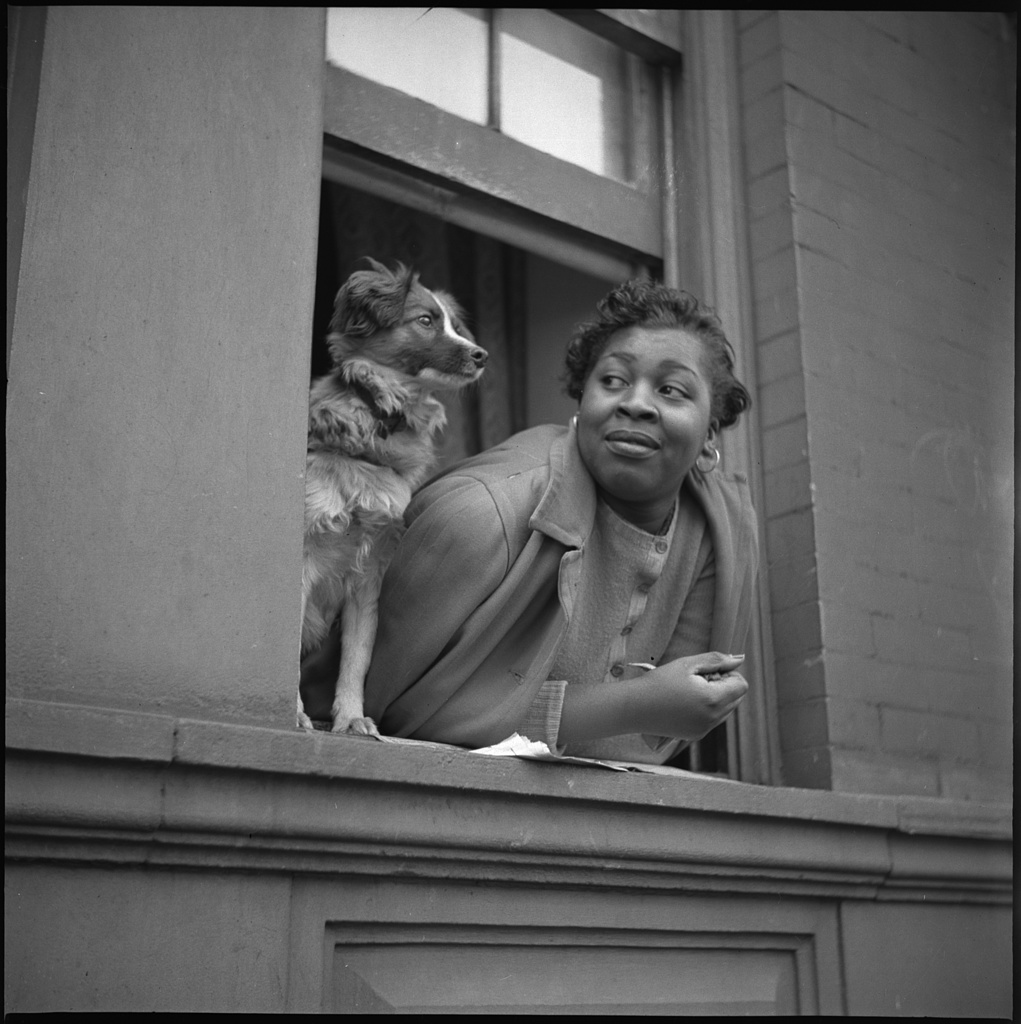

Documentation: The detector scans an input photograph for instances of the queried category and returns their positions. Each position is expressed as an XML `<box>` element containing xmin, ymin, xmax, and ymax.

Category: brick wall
<box><xmin>738</xmin><ymin>11</ymin><xmax>1014</xmax><ymax>799</ymax></box>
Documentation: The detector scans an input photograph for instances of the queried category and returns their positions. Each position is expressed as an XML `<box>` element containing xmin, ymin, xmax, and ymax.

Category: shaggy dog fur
<box><xmin>298</xmin><ymin>259</ymin><xmax>487</xmax><ymax>734</ymax></box>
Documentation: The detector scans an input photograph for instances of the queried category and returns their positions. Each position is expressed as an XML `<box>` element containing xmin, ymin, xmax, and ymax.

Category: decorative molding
<box><xmin>319</xmin><ymin>920</ymin><xmax>831</xmax><ymax>1013</ymax></box>
<box><xmin>5</xmin><ymin>700</ymin><xmax>1011</xmax><ymax>908</ymax></box>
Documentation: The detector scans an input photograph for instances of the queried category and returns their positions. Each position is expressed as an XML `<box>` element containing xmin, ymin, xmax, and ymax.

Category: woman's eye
<box><xmin>601</xmin><ymin>374</ymin><xmax>628</xmax><ymax>389</ymax></box>
<box><xmin>417</xmin><ymin>315</ymin><xmax>433</xmax><ymax>327</ymax></box>
<box><xmin>660</xmin><ymin>383</ymin><xmax>687</xmax><ymax>399</ymax></box>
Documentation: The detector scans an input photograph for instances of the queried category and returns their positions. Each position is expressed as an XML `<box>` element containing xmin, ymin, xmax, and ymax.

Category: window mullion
<box><xmin>488</xmin><ymin>8</ymin><xmax>502</xmax><ymax>131</ymax></box>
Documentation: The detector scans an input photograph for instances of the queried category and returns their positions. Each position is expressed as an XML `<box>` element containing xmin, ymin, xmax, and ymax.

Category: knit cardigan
<box><xmin>364</xmin><ymin>423</ymin><xmax>760</xmax><ymax>748</ymax></box>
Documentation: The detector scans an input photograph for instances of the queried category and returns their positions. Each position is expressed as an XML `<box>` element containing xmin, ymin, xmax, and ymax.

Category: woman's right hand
<box><xmin>630</xmin><ymin>652</ymin><xmax>748</xmax><ymax>740</ymax></box>
<box><xmin>557</xmin><ymin>651</ymin><xmax>749</xmax><ymax>747</ymax></box>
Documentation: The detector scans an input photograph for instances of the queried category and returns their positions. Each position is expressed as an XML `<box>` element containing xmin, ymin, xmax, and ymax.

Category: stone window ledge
<box><xmin>5</xmin><ymin>697</ymin><xmax>1012</xmax><ymax>904</ymax></box>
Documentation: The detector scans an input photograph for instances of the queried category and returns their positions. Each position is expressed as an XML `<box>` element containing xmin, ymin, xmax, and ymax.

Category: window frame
<box><xmin>322</xmin><ymin>64</ymin><xmax>662</xmax><ymax>264</ymax></box>
<box><xmin>319</xmin><ymin>8</ymin><xmax>781</xmax><ymax>785</ymax></box>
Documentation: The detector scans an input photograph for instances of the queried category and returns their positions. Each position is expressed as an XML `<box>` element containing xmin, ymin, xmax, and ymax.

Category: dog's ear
<box><xmin>359</xmin><ymin>256</ymin><xmax>390</xmax><ymax>276</ymax></box>
<box><xmin>328</xmin><ymin>260</ymin><xmax>418</xmax><ymax>352</ymax></box>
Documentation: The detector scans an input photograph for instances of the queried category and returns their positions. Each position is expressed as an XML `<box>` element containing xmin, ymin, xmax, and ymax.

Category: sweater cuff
<box><xmin>522</xmin><ymin>679</ymin><xmax>568</xmax><ymax>755</ymax></box>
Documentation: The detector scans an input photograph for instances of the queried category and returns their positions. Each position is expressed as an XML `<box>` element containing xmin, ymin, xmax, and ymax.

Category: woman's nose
<box><xmin>618</xmin><ymin>384</ymin><xmax>658</xmax><ymax>419</ymax></box>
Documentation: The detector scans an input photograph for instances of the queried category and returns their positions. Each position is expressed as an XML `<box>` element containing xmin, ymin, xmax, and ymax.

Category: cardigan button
<box><xmin>610</xmin><ymin>664</ymin><xmax>624</xmax><ymax>677</ymax></box>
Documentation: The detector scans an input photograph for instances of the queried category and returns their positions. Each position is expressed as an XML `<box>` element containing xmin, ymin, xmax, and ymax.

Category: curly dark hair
<box><xmin>563</xmin><ymin>279</ymin><xmax>751</xmax><ymax>429</ymax></box>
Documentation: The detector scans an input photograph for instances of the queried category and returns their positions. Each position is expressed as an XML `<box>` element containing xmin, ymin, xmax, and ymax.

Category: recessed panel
<box><xmin>329</xmin><ymin>928</ymin><xmax>799</xmax><ymax>1014</ymax></box>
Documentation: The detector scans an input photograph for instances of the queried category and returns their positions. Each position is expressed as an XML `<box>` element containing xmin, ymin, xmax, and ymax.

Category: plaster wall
<box><xmin>5</xmin><ymin>863</ymin><xmax>292</xmax><ymax>1012</ymax></box>
<box><xmin>840</xmin><ymin>900</ymin><xmax>1013</xmax><ymax>1017</ymax></box>
<box><xmin>5</xmin><ymin>7</ymin><xmax>323</xmax><ymax>725</ymax></box>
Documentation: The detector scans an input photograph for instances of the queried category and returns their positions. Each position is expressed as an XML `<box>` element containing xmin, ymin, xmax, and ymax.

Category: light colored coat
<box><xmin>365</xmin><ymin>423</ymin><xmax>759</xmax><ymax>747</ymax></box>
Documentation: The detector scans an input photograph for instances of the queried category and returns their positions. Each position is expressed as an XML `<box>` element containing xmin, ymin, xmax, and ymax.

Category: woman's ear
<box><xmin>705</xmin><ymin>422</ymin><xmax>719</xmax><ymax>447</ymax></box>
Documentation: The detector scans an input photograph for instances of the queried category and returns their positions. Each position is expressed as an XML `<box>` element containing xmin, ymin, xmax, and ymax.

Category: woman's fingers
<box><xmin>631</xmin><ymin>659</ymin><xmax>749</xmax><ymax>740</ymax></box>
<box><xmin>696</xmin><ymin>671</ymin><xmax>748</xmax><ymax>718</ymax></box>
<box><xmin>691</xmin><ymin>651</ymin><xmax>745</xmax><ymax>676</ymax></box>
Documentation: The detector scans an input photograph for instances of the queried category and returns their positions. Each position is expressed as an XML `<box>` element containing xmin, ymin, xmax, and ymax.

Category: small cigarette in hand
<box><xmin>627</xmin><ymin>662</ymin><xmax>657</xmax><ymax>672</ymax></box>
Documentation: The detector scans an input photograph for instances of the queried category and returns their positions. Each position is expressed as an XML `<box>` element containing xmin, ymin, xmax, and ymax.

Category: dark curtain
<box><xmin>313</xmin><ymin>181</ymin><xmax>525</xmax><ymax>472</ymax></box>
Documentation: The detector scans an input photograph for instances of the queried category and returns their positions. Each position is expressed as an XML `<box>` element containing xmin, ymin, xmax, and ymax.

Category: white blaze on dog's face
<box><xmin>328</xmin><ymin>262</ymin><xmax>488</xmax><ymax>388</ymax></box>
<box><xmin>364</xmin><ymin>280</ymin><xmax>487</xmax><ymax>388</ymax></box>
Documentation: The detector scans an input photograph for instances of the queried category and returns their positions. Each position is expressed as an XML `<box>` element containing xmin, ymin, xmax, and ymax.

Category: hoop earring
<box><xmin>696</xmin><ymin>446</ymin><xmax>720</xmax><ymax>474</ymax></box>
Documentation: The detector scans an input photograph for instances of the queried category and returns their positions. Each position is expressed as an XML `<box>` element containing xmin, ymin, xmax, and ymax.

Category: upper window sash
<box><xmin>323</xmin><ymin>8</ymin><xmax>678</xmax><ymax>260</ymax></box>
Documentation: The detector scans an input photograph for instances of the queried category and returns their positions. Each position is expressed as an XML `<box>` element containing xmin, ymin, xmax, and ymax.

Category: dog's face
<box><xmin>328</xmin><ymin>260</ymin><xmax>487</xmax><ymax>388</ymax></box>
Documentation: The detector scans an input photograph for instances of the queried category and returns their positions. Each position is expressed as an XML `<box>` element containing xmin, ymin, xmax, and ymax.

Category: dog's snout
<box><xmin>470</xmin><ymin>347</ymin><xmax>488</xmax><ymax>367</ymax></box>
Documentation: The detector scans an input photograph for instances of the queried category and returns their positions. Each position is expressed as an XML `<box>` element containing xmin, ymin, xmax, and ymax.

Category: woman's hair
<box><xmin>563</xmin><ymin>278</ymin><xmax>751</xmax><ymax>429</ymax></box>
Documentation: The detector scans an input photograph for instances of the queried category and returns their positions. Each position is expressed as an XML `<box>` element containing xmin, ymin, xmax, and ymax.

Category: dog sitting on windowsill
<box><xmin>297</xmin><ymin>258</ymin><xmax>487</xmax><ymax>736</ymax></box>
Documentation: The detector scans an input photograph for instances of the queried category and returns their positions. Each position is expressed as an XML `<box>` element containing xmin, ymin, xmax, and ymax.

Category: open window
<box><xmin>316</xmin><ymin>8</ymin><xmax>768</xmax><ymax>779</ymax></box>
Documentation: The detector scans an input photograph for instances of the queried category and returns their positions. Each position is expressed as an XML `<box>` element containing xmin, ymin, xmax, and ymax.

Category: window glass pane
<box><xmin>326</xmin><ymin>8</ymin><xmax>488</xmax><ymax>126</ymax></box>
<box><xmin>499</xmin><ymin>9</ymin><xmax>654</xmax><ymax>184</ymax></box>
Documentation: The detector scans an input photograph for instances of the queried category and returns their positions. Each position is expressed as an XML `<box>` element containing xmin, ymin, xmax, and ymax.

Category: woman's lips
<box><xmin>604</xmin><ymin>430</ymin><xmax>660</xmax><ymax>457</ymax></box>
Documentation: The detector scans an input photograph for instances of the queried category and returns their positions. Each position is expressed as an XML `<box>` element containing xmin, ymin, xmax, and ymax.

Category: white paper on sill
<box><xmin>470</xmin><ymin>733</ymin><xmax>634</xmax><ymax>772</ymax></box>
<box><xmin>470</xmin><ymin>737</ymin><xmax>744</xmax><ymax>778</ymax></box>
<box><xmin>380</xmin><ymin>731</ymin><xmax>739</xmax><ymax>778</ymax></box>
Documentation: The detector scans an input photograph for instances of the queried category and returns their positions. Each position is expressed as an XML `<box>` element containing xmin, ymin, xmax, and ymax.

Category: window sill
<box><xmin>5</xmin><ymin>697</ymin><xmax>1011</xmax><ymax>904</ymax></box>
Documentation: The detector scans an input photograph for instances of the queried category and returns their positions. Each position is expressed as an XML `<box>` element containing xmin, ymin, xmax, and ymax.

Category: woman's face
<box><xmin>576</xmin><ymin>325</ymin><xmax>715</xmax><ymax>528</ymax></box>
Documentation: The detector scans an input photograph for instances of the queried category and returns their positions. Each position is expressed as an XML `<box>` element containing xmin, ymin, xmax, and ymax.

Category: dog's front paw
<box><xmin>373</xmin><ymin>381</ymin><xmax>410</xmax><ymax>418</ymax></box>
<box><xmin>346</xmin><ymin>362</ymin><xmax>410</xmax><ymax>417</ymax></box>
<box><xmin>332</xmin><ymin>715</ymin><xmax>381</xmax><ymax>739</ymax></box>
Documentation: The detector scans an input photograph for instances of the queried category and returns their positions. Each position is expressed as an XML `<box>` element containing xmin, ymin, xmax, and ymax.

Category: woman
<box><xmin>304</xmin><ymin>278</ymin><xmax>758</xmax><ymax>764</ymax></box>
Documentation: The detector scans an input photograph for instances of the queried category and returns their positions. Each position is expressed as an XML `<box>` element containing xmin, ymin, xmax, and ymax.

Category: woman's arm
<box><xmin>556</xmin><ymin>652</ymin><xmax>747</xmax><ymax>747</ymax></box>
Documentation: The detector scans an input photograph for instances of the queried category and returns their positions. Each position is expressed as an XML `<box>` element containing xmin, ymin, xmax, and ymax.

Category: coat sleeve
<box><xmin>363</xmin><ymin>473</ymin><xmax>511</xmax><ymax>726</ymax></box>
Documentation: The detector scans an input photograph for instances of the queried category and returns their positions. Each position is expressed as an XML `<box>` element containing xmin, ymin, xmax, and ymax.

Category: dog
<box><xmin>298</xmin><ymin>258</ymin><xmax>487</xmax><ymax>735</ymax></box>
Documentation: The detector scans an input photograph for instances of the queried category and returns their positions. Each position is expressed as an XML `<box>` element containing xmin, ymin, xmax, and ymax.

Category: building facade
<box><xmin>6</xmin><ymin>8</ymin><xmax>1013</xmax><ymax>1014</ymax></box>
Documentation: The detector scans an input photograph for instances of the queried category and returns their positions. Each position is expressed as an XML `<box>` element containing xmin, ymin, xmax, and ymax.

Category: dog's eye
<box><xmin>417</xmin><ymin>314</ymin><xmax>433</xmax><ymax>328</ymax></box>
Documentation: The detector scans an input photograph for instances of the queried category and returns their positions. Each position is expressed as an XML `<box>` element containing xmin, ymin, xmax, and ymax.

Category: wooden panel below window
<box><xmin>328</xmin><ymin>924</ymin><xmax>803</xmax><ymax>1014</ymax></box>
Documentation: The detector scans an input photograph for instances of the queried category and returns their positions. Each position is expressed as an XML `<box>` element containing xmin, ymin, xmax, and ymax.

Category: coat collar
<box><xmin>528</xmin><ymin>421</ymin><xmax>598</xmax><ymax>549</ymax></box>
<box><xmin>527</xmin><ymin>421</ymin><xmax>752</xmax><ymax>558</ymax></box>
